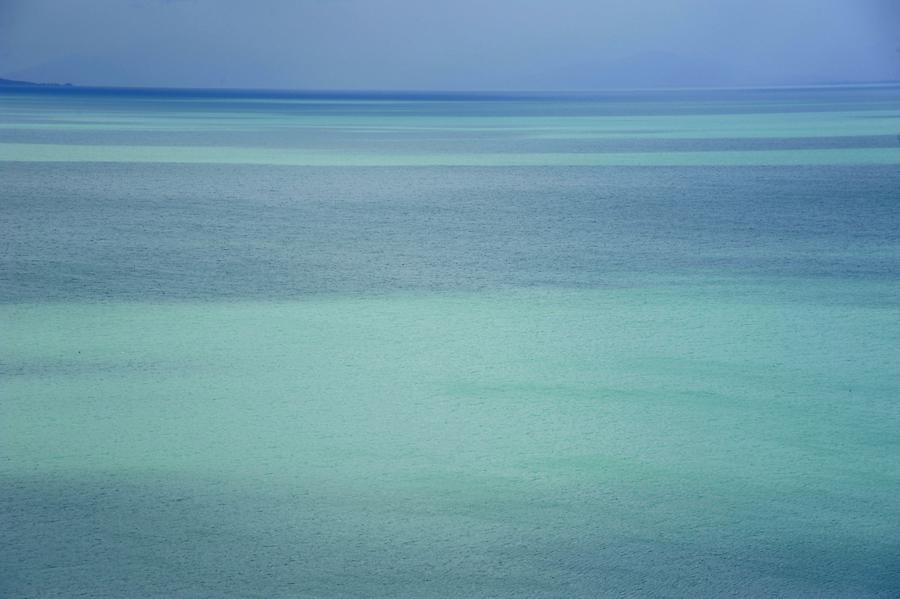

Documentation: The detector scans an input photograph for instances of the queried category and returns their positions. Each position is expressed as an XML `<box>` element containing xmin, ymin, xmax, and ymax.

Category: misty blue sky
<box><xmin>1</xmin><ymin>0</ymin><xmax>898</xmax><ymax>90</ymax></box>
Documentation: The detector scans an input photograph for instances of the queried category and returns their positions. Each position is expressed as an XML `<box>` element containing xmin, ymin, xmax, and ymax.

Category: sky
<box><xmin>0</xmin><ymin>0</ymin><xmax>898</xmax><ymax>90</ymax></box>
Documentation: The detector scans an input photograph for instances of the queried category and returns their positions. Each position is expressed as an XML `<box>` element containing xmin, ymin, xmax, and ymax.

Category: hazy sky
<box><xmin>1</xmin><ymin>0</ymin><xmax>898</xmax><ymax>90</ymax></box>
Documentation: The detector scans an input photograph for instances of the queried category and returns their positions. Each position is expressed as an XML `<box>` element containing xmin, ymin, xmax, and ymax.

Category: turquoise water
<box><xmin>2</xmin><ymin>86</ymin><xmax>899</xmax><ymax>597</ymax></box>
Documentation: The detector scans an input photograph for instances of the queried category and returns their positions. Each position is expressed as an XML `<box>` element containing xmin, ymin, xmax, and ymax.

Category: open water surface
<box><xmin>2</xmin><ymin>85</ymin><xmax>899</xmax><ymax>597</ymax></box>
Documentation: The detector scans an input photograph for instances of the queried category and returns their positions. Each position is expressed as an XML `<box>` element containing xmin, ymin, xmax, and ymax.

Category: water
<box><xmin>2</xmin><ymin>85</ymin><xmax>899</xmax><ymax>597</ymax></box>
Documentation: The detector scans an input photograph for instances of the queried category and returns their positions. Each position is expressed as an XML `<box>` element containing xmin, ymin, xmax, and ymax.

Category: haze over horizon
<box><xmin>1</xmin><ymin>0</ymin><xmax>899</xmax><ymax>91</ymax></box>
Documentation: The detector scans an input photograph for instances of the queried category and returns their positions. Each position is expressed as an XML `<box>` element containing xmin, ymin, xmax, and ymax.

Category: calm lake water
<box><xmin>2</xmin><ymin>85</ymin><xmax>899</xmax><ymax>597</ymax></box>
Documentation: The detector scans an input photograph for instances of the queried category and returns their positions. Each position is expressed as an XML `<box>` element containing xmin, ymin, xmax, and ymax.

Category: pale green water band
<box><xmin>3</xmin><ymin>143</ymin><xmax>900</xmax><ymax>166</ymax></box>
<box><xmin>2</xmin><ymin>110</ymin><xmax>898</xmax><ymax>139</ymax></box>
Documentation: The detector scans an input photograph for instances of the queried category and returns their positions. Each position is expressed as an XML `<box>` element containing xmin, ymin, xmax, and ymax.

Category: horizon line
<box><xmin>3</xmin><ymin>76</ymin><xmax>900</xmax><ymax>96</ymax></box>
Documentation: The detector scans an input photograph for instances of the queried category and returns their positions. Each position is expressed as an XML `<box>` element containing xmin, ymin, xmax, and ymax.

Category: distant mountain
<box><xmin>0</xmin><ymin>77</ymin><xmax>72</xmax><ymax>87</ymax></box>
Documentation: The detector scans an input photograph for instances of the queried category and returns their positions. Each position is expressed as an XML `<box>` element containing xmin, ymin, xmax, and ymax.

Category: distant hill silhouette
<box><xmin>0</xmin><ymin>77</ymin><xmax>72</xmax><ymax>87</ymax></box>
